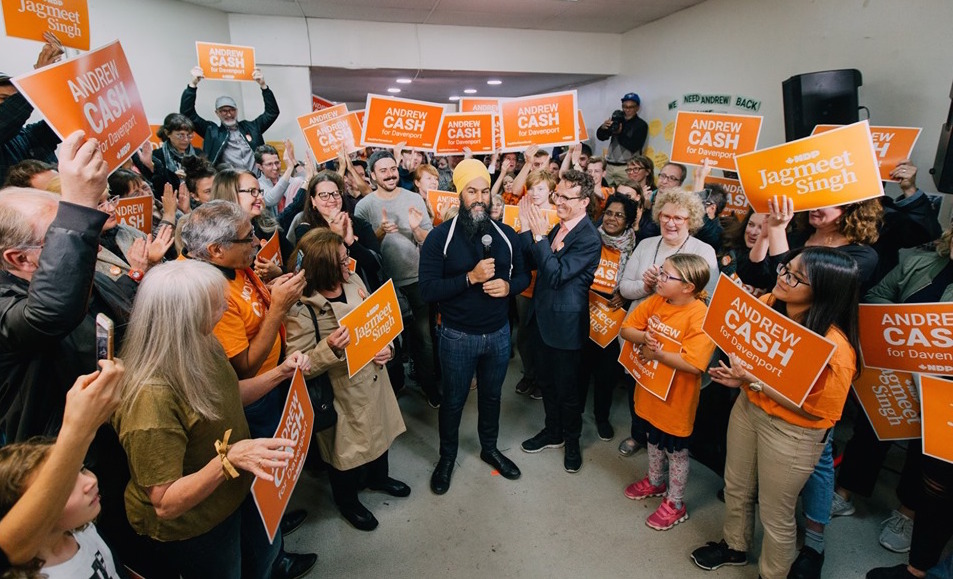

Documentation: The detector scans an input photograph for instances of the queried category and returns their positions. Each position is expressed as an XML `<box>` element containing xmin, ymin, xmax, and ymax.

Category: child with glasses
<box><xmin>619</xmin><ymin>253</ymin><xmax>715</xmax><ymax>530</ymax></box>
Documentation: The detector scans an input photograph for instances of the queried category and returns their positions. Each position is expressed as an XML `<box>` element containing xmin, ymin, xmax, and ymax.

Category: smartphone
<box><xmin>95</xmin><ymin>314</ymin><xmax>114</xmax><ymax>361</ymax></box>
<box><xmin>294</xmin><ymin>250</ymin><xmax>304</xmax><ymax>273</ymax></box>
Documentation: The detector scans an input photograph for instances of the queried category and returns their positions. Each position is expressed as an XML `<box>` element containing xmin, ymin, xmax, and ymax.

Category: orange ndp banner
<box><xmin>919</xmin><ymin>374</ymin><xmax>953</xmax><ymax>465</ymax></box>
<box><xmin>361</xmin><ymin>94</ymin><xmax>444</xmax><ymax>151</ymax></box>
<box><xmin>618</xmin><ymin>332</ymin><xmax>679</xmax><ymax>401</ymax></box>
<box><xmin>590</xmin><ymin>246</ymin><xmax>622</xmax><ymax>295</ymax></box>
<box><xmin>338</xmin><ymin>279</ymin><xmax>404</xmax><ymax>378</ymax></box>
<box><xmin>435</xmin><ymin>112</ymin><xmax>495</xmax><ymax>155</ymax></box>
<box><xmin>12</xmin><ymin>41</ymin><xmax>150</xmax><ymax>173</ymax></box>
<box><xmin>858</xmin><ymin>303</ymin><xmax>953</xmax><ymax>376</ymax></box>
<box><xmin>499</xmin><ymin>91</ymin><xmax>578</xmax><ymax>150</ymax></box>
<box><xmin>257</xmin><ymin>231</ymin><xmax>282</xmax><ymax>268</ymax></box>
<box><xmin>812</xmin><ymin>125</ymin><xmax>921</xmax><ymax>182</ymax></box>
<box><xmin>459</xmin><ymin>97</ymin><xmax>502</xmax><ymax>150</ymax></box>
<box><xmin>670</xmin><ymin>111</ymin><xmax>763</xmax><ymax>171</ymax></box>
<box><xmin>297</xmin><ymin>107</ymin><xmax>363</xmax><ymax>164</ymax></box>
<box><xmin>589</xmin><ymin>292</ymin><xmax>626</xmax><ymax>348</ymax></box>
<box><xmin>702</xmin><ymin>274</ymin><xmax>837</xmax><ymax>407</ymax></box>
<box><xmin>705</xmin><ymin>175</ymin><xmax>749</xmax><ymax>220</ymax></box>
<box><xmin>252</xmin><ymin>367</ymin><xmax>314</xmax><ymax>543</ymax></box>
<box><xmin>735</xmin><ymin>120</ymin><xmax>883</xmax><ymax>213</ymax></box>
<box><xmin>195</xmin><ymin>41</ymin><xmax>256</xmax><ymax>81</ymax></box>
<box><xmin>312</xmin><ymin>94</ymin><xmax>335</xmax><ymax>111</ymax></box>
<box><xmin>501</xmin><ymin>205</ymin><xmax>559</xmax><ymax>233</ymax></box>
<box><xmin>426</xmin><ymin>189</ymin><xmax>459</xmax><ymax>226</ymax></box>
<box><xmin>852</xmin><ymin>367</ymin><xmax>921</xmax><ymax>441</ymax></box>
<box><xmin>113</xmin><ymin>195</ymin><xmax>151</xmax><ymax>235</ymax></box>
<box><xmin>2</xmin><ymin>0</ymin><xmax>89</xmax><ymax>50</ymax></box>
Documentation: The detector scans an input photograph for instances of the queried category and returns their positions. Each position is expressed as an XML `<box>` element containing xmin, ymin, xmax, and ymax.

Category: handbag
<box><xmin>303</xmin><ymin>303</ymin><xmax>338</xmax><ymax>432</ymax></box>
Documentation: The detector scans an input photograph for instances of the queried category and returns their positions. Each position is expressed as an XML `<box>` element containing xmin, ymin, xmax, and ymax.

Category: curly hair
<box><xmin>839</xmin><ymin>198</ymin><xmax>883</xmax><ymax>245</ymax></box>
<box><xmin>651</xmin><ymin>188</ymin><xmax>706</xmax><ymax>234</ymax></box>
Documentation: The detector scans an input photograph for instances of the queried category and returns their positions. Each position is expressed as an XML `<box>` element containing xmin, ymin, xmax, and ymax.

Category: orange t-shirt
<box><xmin>213</xmin><ymin>268</ymin><xmax>282</xmax><ymax>376</ymax></box>
<box><xmin>623</xmin><ymin>294</ymin><xmax>715</xmax><ymax>438</ymax></box>
<box><xmin>745</xmin><ymin>295</ymin><xmax>856</xmax><ymax>429</ymax></box>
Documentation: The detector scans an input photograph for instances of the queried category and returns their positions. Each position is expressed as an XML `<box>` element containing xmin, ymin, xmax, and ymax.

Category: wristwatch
<box><xmin>747</xmin><ymin>380</ymin><xmax>765</xmax><ymax>393</ymax></box>
<box><xmin>127</xmin><ymin>268</ymin><xmax>145</xmax><ymax>283</ymax></box>
<box><xmin>534</xmin><ymin>234</ymin><xmax>545</xmax><ymax>243</ymax></box>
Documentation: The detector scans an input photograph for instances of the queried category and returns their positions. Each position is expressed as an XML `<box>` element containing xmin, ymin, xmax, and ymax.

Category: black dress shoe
<box><xmin>279</xmin><ymin>508</ymin><xmax>307</xmax><ymax>537</ymax></box>
<box><xmin>367</xmin><ymin>477</ymin><xmax>411</xmax><ymax>497</ymax></box>
<box><xmin>430</xmin><ymin>458</ymin><xmax>454</xmax><ymax>495</ymax></box>
<box><xmin>339</xmin><ymin>501</ymin><xmax>379</xmax><ymax>531</ymax></box>
<box><xmin>480</xmin><ymin>449</ymin><xmax>521</xmax><ymax>480</ymax></box>
<box><xmin>272</xmin><ymin>551</ymin><xmax>318</xmax><ymax>579</ymax></box>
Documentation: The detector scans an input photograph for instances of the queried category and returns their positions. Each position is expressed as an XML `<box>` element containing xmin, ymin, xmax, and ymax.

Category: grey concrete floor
<box><xmin>284</xmin><ymin>354</ymin><xmax>913</xmax><ymax>578</ymax></box>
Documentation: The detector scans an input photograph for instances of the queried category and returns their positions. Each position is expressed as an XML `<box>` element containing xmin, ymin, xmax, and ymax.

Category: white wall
<box><xmin>578</xmin><ymin>0</ymin><xmax>953</xmax><ymax>202</ymax></box>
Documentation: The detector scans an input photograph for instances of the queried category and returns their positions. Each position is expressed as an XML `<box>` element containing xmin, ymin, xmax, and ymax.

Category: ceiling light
<box><xmin>464</xmin><ymin>88</ymin><xmax>477</xmax><ymax>94</ymax></box>
<box><xmin>387</xmin><ymin>87</ymin><xmax>401</xmax><ymax>93</ymax></box>
<box><xmin>449</xmin><ymin>96</ymin><xmax>461</xmax><ymax>101</ymax></box>
<box><xmin>396</xmin><ymin>78</ymin><xmax>412</xmax><ymax>84</ymax></box>
<box><xmin>487</xmin><ymin>79</ymin><xmax>502</xmax><ymax>85</ymax></box>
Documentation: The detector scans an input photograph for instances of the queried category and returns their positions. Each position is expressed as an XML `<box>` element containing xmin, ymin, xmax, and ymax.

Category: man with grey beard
<box><xmin>418</xmin><ymin>159</ymin><xmax>529</xmax><ymax>495</ymax></box>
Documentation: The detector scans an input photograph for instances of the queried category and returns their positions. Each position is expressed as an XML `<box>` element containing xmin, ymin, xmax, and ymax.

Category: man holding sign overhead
<box><xmin>180</xmin><ymin>66</ymin><xmax>279</xmax><ymax>171</ymax></box>
<box><xmin>419</xmin><ymin>159</ymin><xmax>529</xmax><ymax>495</ymax></box>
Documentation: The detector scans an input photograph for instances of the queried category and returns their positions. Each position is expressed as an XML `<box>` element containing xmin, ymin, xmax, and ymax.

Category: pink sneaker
<box><xmin>623</xmin><ymin>477</ymin><xmax>667</xmax><ymax>500</ymax></box>
<box><xmin>645</xmin><ymin>498</ymin><xmax>688</xmax><ymax>531</ymax></box>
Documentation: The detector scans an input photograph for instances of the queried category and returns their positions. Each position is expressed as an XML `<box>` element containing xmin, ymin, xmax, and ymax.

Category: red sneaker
<box><xmin>623</xmin><ymin>477</ymin><xmax>666</xmax><ymax>500</ymax></box>
<box><xmin>646</xmin><ymin>498</ymin><xmax>688</xmax><ymax>531</ymax></box>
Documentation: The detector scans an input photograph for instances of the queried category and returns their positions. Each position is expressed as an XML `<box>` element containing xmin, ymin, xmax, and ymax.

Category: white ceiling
<box><xmin>180</xmin><ymin>0</ymin><xmax>704</xmax><ymax>34</ymax></box>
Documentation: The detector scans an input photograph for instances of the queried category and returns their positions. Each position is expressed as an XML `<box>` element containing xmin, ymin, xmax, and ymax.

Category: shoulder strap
<box><xmin>304</xmin><ymin>303</ymin><xmax>323</xmax><ymax>342</ymax></box>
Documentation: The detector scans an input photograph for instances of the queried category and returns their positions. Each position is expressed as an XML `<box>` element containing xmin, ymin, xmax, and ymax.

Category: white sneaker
<box><xmin>830</xmin><ymin>492</ymin><xmax>855</xmax><ymax>517</ymax></box>
<box><xmin>879</xmin><ymin>510</ymin><xmax>913</xmax><ymax>553</ymax></box>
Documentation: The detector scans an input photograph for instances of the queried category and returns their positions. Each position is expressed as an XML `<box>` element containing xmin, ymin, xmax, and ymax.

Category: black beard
<box><xmin>460</xmin><ymin>203</ymin><xmax>491</xmax><ymax>239</ymax></box>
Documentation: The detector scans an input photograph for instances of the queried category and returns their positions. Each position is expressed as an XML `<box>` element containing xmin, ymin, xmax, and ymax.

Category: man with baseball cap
<box><xmin>596</xmin><ymin>92</ymin><xmax>649</xmax><ymax>186</ymax></box>
<box><xmin>180</xmin><ymin>66</ymin><xmax>279</xmax><ymax>171</ymax></box>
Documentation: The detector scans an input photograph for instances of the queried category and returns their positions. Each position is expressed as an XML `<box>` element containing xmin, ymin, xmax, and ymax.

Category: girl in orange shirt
<box><xmin>620</xmin><ymin>253</ymin><xmax>715</xmax><ymax>531</ymax></box>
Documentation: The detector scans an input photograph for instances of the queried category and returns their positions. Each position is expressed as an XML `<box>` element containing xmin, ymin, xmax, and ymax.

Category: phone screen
<box><xmin>95</xmin><ymin>313</ymin><xmax>114</xmax><ymax>361</ymax></box>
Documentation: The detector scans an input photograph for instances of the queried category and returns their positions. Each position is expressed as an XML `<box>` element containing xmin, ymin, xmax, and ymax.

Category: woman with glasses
<box><xmin>614</xmin><ymin>178</ymin><xmax>658</xmax><ymax>243</ymax></box>
<box><xmin>137</xmin><ymin>113</ymin><xmax>203</xmax><ymax>196</ymax></box>
<box><xmin>692</xmin><ymin>246</ymin><xmax>860</xmax><ymax>579</ymax></box>
<box><xmin>211</xmin><ymin>168</ymin><xmax>292</xmax><ymax>282</ymax></box>
<box><xmin>294</xmin><ymin>171</ymin><xmax>383</xmax><ymax>292</ymax></box>
<box><xmin>625</xmin><ymin>155</ymin><xmax>656</xmax><ymax>200</ymax></box>
<box><xmin>108</xmin><ymin>168</ymin><xmax>183</xmax><ymax>243</ymax></box>
<box><xmin>285</xmin><ymin>229</ymin><xmax>408</xmax><ymax>532</ymax></box>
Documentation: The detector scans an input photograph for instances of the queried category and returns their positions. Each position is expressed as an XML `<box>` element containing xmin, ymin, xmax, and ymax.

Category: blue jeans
<box><xmin>437</xmin><ymin>323</ymin><xmax>511</xmax><ymax>460</ymax></box>
<box><xmin>801</xmin><ymin>434</ymin><xmax>834</xmax><ymax>526</ymax></box>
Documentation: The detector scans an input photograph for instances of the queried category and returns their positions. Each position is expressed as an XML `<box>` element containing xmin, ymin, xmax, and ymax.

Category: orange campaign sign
<box><xmin>589</xmin><ymin>291</ymin><xmax>626</xmax><ymax>348</ymax></box>
<box><xmin>734</xmin><ymin>120</ymin><xmax>884</xmax><ymax>213</ymax></box>
<box><xmin>251</xmin><ymin>367</ymin><xmax>314</xmax><ymax>543</ymax></box>
<box><xmin>858</xmin><ymin>303</ymin><xmax>953</xmax><ymax>376</ymax></box>
<box><xmin>705</xmin><ymin>175</ymin><xmax>750</xmax><ymax>221</ymax></box>
<box><xmin>148</xmin><ymin>124</ymin><xmax>203</xmax><ymax>150</ymax></box>
<box><xmin>590</xmin><ymin>246</ymin><xmax>622</xmax><ymax>294</ymax></box>
<box><xmin>670</xmin><ymin>111</ymin><xmax>763</xmax><ymax>170</ymax></box>
<box><xmin>459</xmin><ymin>98</ymin><xmax>502</xmax><ymax>150</ymax></box>
<box><xmin>618</xmin><ymin>332</ymin><xmax>680</xmax><ymax>401</ymax></box>
<box><xmin>577</xmin><ymin>110</ymin><xmax>589</xmax><ymax>142</ymax></box>
<box><xmin>312</xmin><ymin>94</ymin><xmax>336</xmax><ymax>111</ymax></box>
<box><xmin>499</xmin><ymin>91</ymin><xmax>578</xmax><ymax>151</ymax></box>
<box><xmin>501</xmin><ymin>205</ymin><xmax>560</xmax><ymax>233</ymax></box>
<box><xmin>338</xmin><ymin>279</ymin><xmax>404</xmax><ymax>378</ymax></box>
<box><xmin>297</xmin><ymin>107</ymin><xmax>363</xmax><ymax>164</ymax></box>
<box><xmin>2</xmin><ymin>0</ymin><xmax>89</xmax><ymax>50</ymax></box>
<box><xmin>257</xmin><ymin>231</ymin><xmax>282</xmax><ymax>268</ymax></box>
<box><xmin>426</xmin><ymin>189</ymin><xmax>459</xmax><ymax>226</ymax></box>
<box><xmin>851</xmin><ymin>367</ymin><xmax>921</xmax><ymax>441</ymax></box>
<box><xmin>12</xmin><ymin>40</ymin><xmax>151</xmax><ymax>174</ymax></box>
<box><xmin>113</xmin><ymin>195</ymin><xmax>152</xmax><ymax>235</ymax></box>
<box><xmin>434</xmin><ymin>112</ymin><xmax>495</xmax><ymax>155</ymax></box>
<box><xmin>919</xmin><ymin>374</ymin><xmax>953</xmax><ymax>465</ymax></box>
<box><xmin>195</xmin><ymin>41</ymin><xmax>256</xmax><ymax>82</ymax></box>
<box><xmin>360</xmin><ymin>94</ymin><xmax>445</xmax><ymax>151</ymax></box>
<box><xmin>812</xmin><ymin>125</ymin><xmax>922</xmax><ymax>182</ymax></box>
<box><xmin>702</xmin><ymin>274</ymin><xmax>837</xmax><ymax>407</ymax></box>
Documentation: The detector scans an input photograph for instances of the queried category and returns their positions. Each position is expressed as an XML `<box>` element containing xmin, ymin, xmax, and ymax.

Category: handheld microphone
<box><xmin>481</xmin><ymin>234</ymin><xmax>493</xmax><ymax>259</ymax></box>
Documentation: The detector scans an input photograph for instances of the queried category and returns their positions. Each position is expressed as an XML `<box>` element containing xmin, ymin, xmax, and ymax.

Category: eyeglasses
<box><xmin>603</xmin><ymin>210</ymin><xmax>626</xmax><ymax>219</ymax></box>
<box><xmin>658</xmin><ymin>213</ymin><xmax>688</xmax><ymax>225</ymax></box>
<box><xmin>553</xmin><ymin>193</ymin><xmax>583</xmax><ymax>204</ymax></box>
<box><xmin>658</xmin><ymin>270</ymin><xmax>685</xmax><ymax>284</ymax></box>
<box><xmin>170</xmin><ymin>132</ymin><xmax>193</xmax><ymax>141</ymax></box>
<box><xmin>338</xmin><ymin>249</ymin><xmax>350</xmax><ymax>268</ymax></box>
<box><xmin>626</xmin><ymin>166</ymin><xmax>647</xmax><ymax>173</ymax></box>
<box><xmin>238</xmin><ymin>188</ymin><xmax>263</xmax><ymax>198</ymax></box>
<box><xmin>98</xmin><ymin>195</ymin><xmax>120</xmax><ymax>210</ymax></box>
<box><xmin>658</xmin><ymin>173</ymin><xmax>681</xmax><ymax>183</ymax></box>
<box><xmin>776</xmin><ymin>264</ymin><xmax>811</xmax><ymax>287</ymax></box>
<box><xmin>227</xmin><ymin>233</ymin><xmax>257</xmax><ymax>244</ymax></box>
<box><xmin>315</xmin><ymin>190</ymin><xmax>342</xmax><ymax>201</ymax></box>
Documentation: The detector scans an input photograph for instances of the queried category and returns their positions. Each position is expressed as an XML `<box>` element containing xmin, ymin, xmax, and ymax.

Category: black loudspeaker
<box><xmin>782</xmin><ymin>69</ymin><xmax>863</xmax><ymax>142</ymax></box>
<box><xmin>930</xmin><ymin>79</ymin><xmax>953</xmax><ymax>194</ymax></box>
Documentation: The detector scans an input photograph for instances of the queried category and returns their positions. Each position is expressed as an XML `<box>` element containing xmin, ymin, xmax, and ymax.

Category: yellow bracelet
<box><xmin>214</xmin><ymin>429</ymin><xmax>240</xmax><ymax>481</ymax></box>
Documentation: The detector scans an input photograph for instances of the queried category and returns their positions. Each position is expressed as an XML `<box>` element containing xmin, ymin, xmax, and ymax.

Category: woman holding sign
<box><xmin>112</xmin><ymin>260</ymin><xmax>311</xmax><ymax>579</ymax></box>
<box><xmin>691</xmin><ymin>246</ymin><xmax>860</xmax><ymax>579</ymax></box>
<box><xmin>285</xmin><ymin>229</ymin><xmax>408</xmax><ymax>532</ymax></box>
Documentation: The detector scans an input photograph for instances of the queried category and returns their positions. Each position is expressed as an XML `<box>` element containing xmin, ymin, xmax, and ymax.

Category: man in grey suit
<box><xmin>517</xmin><ymin>170</ymin><xmax>602</xmax><ymax>473</ymax></box>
